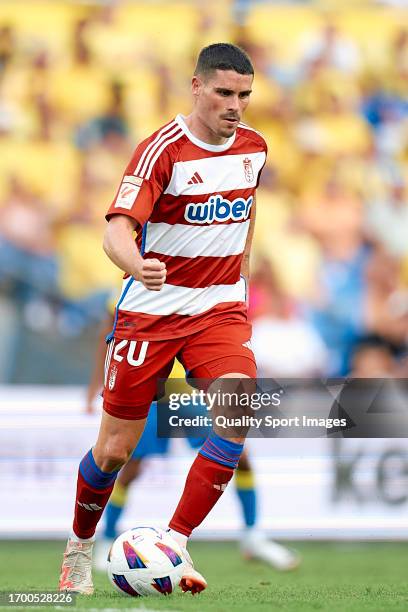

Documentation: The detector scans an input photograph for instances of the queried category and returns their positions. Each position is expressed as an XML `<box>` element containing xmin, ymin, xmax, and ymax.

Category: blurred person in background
<box><xmin>51</xmin><ymin>17</ymin><xmax>110</xmax><ymax>133</ymax></box>
<box><xmin>345</xmin><ymin>338</ymin><xmax>408</xmax><ymax>437</ymax></box>
<box><xmin>365</xmin><ymin>179</ymin><xmax>408</xmax><ymax>257</ymax></box>
<box><xmin>350</xmin><ymin>336</ymin><xmax>399</xmax><ymax>378</ymax></box>
<box><xmin>0</xmin><ymin>175</ymin><xmax>58</xmax><ymax>309</ymax></box>
<box><xmin>364</xmin><ymin>246</ymin><xmax>408</xmax><ymax>349</ymax></box>
<box><xmin>249</xmin><ymin>257</ymin><xmax>328</xmax><ymax>377</ymax></box>
<box><xmin>373</xmin><ymin>98</ymin><xmax>408</xmax><ymax>158</ymax></box>
<box><xmin>54</xmin><ymin>79</ymin><xmax>132</xmax><ymax>335</ymax></box>
<box><xmin>76</xmin><ymin>79</ymin><xmax>129</xmax><ymax>150</ymax></box>
<box><xmin>0</xmin><ymin>24</ymin><xmax>15</xmax><ymax>74</ymax></box>
<box><xmin>27</xmin><ymin>49</ymin><xmax>57</xmax><ymax>141</ymax></box>
<box><xmin>386</xmin><ymin>26</ymin><xmax>408</xmax><ymax>99</ymax></box>
<box><xmin>252</xmin><ymin>166</ymin><xmax>320</xmax><ymax>302</ymax></box>
<box><xmin>299</xmin><ymin>20</ymin><xmax>361</xmax><ymax>75</ymax></box>
<box><xmin>293</xmin><ymin>76</ymin><xmax>372</xmax><ymax>159</ymax></box>
<box><xmin>298</xmin><ymin>176</ymin><xmax>369</xmax><ymax>375</ymax></box>
<box><xmin>299</xmin><ymin>175</ymin><xmax>364</xmax><ymax>261</ymax></box>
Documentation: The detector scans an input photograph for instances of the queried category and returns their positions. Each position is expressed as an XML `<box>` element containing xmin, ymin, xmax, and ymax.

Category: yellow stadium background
<box><xmin>0</xmin><ymin>0</ymin><xmax>407</xmax><ymax>382</ymax></box>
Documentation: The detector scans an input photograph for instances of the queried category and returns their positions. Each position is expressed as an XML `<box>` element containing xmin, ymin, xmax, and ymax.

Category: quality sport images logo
<box><xmin>184</xmin><ymin>194</ymin><xmax>253</xmax><ymax>224</ymax></box>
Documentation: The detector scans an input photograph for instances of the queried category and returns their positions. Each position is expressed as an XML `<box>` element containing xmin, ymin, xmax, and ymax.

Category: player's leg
<box><xmin>166</xmin><ymin>322</ymin><xmax>256</xmax><ymax>593</ymax></box>
<box><xmin>59</xmin><ymin>410</ymin><xmax>148</xmax><ymax>594</ymax></box>
<box><xmin>235</xmin><ymin>449</ymin><xmax>256</xmax><ymax>532</ymax></box>
<box><xmin>59</xmin><ymin>336</ymin><xmax>179</xmax><ymax>594</ymax></box>
<box><xmin>236</xmin><ymin>449</ymin><xmax>300</xmax><ymax>570</ymax></box>
<box><xmin>94</xmin><ymin>403</ymin><xmax>170</xmax><ymax>571</ymax></box>
<box><xmin>169</xmin><ymin>370</ymin><xmax>250</xmax><ymax>542</ymax></box>
<box><xmin>93</xmin><ymin>456</ymin><xmax>143</xmax><ymax>571</ymax></box>
<box><xmin>104</xmin><ymin>458</ymin><xmax>143</xmax><ymax>540</ymax></box>
<box><xmin>168</xmin><ymin>338</ymin><xmax>256</xmax><ymax>594</ymax></box>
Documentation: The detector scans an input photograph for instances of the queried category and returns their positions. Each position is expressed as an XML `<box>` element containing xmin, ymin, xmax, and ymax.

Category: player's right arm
<box><xmin>104</xmin><ymin>126</ymin><xmax>176</xmax><ymax>291</ymax></box>
<box><xmin>103</xmin><ymin>214</ymin><xmax>166</xmax><ymax>291</ymax></box>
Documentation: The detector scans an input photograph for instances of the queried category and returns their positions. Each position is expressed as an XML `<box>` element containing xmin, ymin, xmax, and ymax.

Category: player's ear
<box><xmin>191</xmin><ymin>75</ymin><xmax>203</xmax><ymax>98</ymax></box>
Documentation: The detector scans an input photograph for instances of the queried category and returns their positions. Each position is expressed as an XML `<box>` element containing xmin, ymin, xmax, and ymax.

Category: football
<box><xmin>107</xmin><ymin>526</ymin><xmax>185</xmax><ymax>597</ymax></box>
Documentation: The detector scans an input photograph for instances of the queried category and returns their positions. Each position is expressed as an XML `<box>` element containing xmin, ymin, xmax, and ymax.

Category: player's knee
<box><xmin>98</xmin><ymin>442</ymin><xmax>134</xmax><ymax>472</ymax></box>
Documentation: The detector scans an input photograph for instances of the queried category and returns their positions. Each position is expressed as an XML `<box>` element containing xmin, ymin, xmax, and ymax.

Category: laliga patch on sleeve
<box><xmin>115</xmin><ymin>178</ymin><xmax>143</xmax><ymax>209</ymax></box>
<box><xmin>123</xmin><ymin>175</ymin><xmax>143</xmax><ymax>186</ymax></box>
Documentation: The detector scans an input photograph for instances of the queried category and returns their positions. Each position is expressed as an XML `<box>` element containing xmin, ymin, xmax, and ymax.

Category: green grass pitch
<box><xmin>1</xmin><ymin>541</ymin><xmax>408</xmax><ymax>611</ymax></box>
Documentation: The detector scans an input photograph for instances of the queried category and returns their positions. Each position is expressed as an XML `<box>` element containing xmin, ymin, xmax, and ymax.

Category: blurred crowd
<box><xmin>0</xmin><ymin>0</ymin><xmax>407</xmax><ymax>378</ymax></box>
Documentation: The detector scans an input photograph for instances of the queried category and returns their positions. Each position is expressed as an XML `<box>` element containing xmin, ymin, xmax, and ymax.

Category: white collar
<box><xmin>175</xmin><ymin>114</ymin><xmax>236</xmax><ymax>152</ymax></box>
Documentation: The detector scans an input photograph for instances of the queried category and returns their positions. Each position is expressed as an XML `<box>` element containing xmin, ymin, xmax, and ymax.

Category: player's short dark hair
<box><xmin>194</xmin><ymin>43</ymin><xmax>254</xmax><ymax>78</ymax></box>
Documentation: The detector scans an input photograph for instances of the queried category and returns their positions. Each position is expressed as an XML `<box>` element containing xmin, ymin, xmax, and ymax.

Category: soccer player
<box><xmin>59</xmin><ymin>43</ymin><xmax>268</xmax><ymax>595</ymax></box>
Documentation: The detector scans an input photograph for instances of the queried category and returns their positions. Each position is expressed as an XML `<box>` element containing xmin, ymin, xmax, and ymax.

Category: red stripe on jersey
<box><xmin>149</xmin><ymin>188</ymin><xmax>254</xmax><ymax>226</ymax></box>
<box><xmin>115</xmin><ymin>302</ymin><xmax>247</xmax><ymax>340</ymax></box>
<box><xmin>143</xmin><ymin>251</ymin><xmax>242</xmax><ymax>288</ymax></box>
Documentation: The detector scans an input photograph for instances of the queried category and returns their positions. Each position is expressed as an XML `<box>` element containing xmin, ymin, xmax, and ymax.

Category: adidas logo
<box><xmin>213</xmin><ymin>483</ymin><xmax>228</xmax><ymax>491</ymax></box>
<box><xmin>77</xmin><ymin>501</ymin><xmax>103</xmax><ymax>511</ymax></box>
<box><xmin>187</xmin><ymin>171</ymin><xmax>203</xmax><ymax>185</ymax></box>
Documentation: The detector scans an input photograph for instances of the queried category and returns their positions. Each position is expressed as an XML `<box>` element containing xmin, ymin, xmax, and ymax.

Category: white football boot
<box><xmin>93</xmin><ymin>537</ymin><xmax>113</xmax><ymax>572</ymax></box>
<box><xmin>240</xmin><ymin>530</ymin><xmax>300</xmax><ymax>571</ymax></box>
<box><xmin>179</xmin><ymin>547</ymin><xmax>207</xmax><ymax>595</ymax></box>
<box><xmin>59</xmin><ymin>538</ymin><xmax>94</xmax><ymax>595</ymax></box>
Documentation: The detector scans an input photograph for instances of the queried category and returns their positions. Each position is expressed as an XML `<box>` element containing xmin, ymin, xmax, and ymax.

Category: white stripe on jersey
<box><xmin>138</xmin><ymin>124</ymin><xmax>182</xmax><ymax>178</ymax></box>
<box><xmin>144</xmin><ymin>220</ymin><xmax>250</xmax><ymax>258</ymax></box>
<box><xmin>145</xmin><ymin>129</ymin><xmax>183</xmax><ymax>179</ymax></box>
<box><xmin>120</xmin><ymin>277</ymin><xmax>246</xmax><ymax>316</ymax></box>
<box><xmin>134</xmin><ymin>120</ymin><xmax>177</xmax><ymax>176</ymax></box>
<box><xmin>164</xmin><ymin>151</ymin><xmax>266</xmax><ymax>196</ymax></box>
<box><xmin>103</xmin><ymin>340</ymin><xmax>114</xmax><ymax>387</ymax></box>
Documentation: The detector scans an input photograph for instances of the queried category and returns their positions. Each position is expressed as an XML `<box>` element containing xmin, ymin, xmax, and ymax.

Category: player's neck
<box><xmin>183</xmin><ymin>113</ymin><xmax>228</xmax><ymax>146</ymax></box>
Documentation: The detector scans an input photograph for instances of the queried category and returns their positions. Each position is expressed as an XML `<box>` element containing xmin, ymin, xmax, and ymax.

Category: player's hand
<box><xmin>84</xmin><ymin>403</ymin><xmax>95</xmax><ymax>415</ymax></box>
<box><xmin>135</xmin><ymin>258</ymin><xmax>167</xmax><ymax>291</ymax></box>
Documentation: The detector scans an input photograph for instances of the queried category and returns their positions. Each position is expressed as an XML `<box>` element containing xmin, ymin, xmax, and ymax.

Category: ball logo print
<box><xmin>111</xmin><ymin>573</ymin><xmax>141</xmax><ymax>597</ymax></box>
<box><xmin>243</xmin><ymin>157</ymin><xmax>254</xmax><ymax>182</ymax></box>
<box><xmin>123</xmin><ymin>541</ymin><xmax>148</xmax><ymax>569</ymax></box>
<box><xmin>184</xmin><ymin>194</ymin><xmax>253</xmax><ymax>224</ymax></box>
<box><xmin>155</xmin><ymin>542</ymin><xmax>183</xmax><ymax>567</ymax></box>
<box><xmin>107</xmin><ymin>527</ymin><xmax>185</xmax><ymax>597</ymax></box>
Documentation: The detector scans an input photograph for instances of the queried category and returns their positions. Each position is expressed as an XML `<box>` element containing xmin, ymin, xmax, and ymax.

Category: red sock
<box><xmin>72</xmin><ymin>470</ymin><xmax>115</xmax><ymax>539</ymax></box>
<box><xmin>169</xmin><ymin>454</ymin><xmax>234</xmax><ymax>537</ymax></box>
<box><xmin>72</xmin><ymin>450</ymin><xmax>118</xmax><ymax>539</ymax></box>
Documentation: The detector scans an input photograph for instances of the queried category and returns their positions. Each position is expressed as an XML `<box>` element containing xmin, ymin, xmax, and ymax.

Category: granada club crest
<box><xmin>243</xmin><ymin>157</ymin><xmax>254</xmax><ymax>182</ymax></box>
<box><xmin>108</xmin><ymin>364</ymin><xmax>118</xmax><ymax>390</ymax></box>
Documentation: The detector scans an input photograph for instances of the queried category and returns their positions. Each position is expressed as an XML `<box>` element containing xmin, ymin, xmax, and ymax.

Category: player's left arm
<box><xmin>240</xmin><ymin>193</ymin><xmax>256</xmax><ymax>280</ymax></box>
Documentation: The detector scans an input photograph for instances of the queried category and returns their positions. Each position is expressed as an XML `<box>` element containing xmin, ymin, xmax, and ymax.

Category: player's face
<box><xmin>192</xmin><ymin>69</ymin><xmax>253</xmax><ymax>143</ymax></box>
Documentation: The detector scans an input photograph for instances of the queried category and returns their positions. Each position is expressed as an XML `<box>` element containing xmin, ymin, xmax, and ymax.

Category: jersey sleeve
<box><xmin>106</xmin><ymin>138</ymin><xmax>173</xmax><ymax>228</ymax></box>
<box><xmin>256</xmin><ymin>136</ymin><xmax>268</xmax><ymax>188</ymax></box>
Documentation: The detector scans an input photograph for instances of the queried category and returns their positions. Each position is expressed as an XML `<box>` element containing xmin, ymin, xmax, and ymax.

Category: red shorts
<box><xmin>102</xmin><ymin>319</ymin><xmax>256</xmax><ymax>420</ymax></box>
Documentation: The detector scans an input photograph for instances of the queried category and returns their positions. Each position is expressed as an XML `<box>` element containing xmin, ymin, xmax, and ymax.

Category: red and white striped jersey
<box><xmin>106</xmin><ymin>114</ymin><xmax>267</xmax><ymax>340</ymax></box>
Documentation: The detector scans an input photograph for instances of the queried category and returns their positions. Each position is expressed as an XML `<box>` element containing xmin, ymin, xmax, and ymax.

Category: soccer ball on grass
<box><xmin>107</xmin><ymin>526</ymin><xmax>185</xmax><ymax>597</ymax></box>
